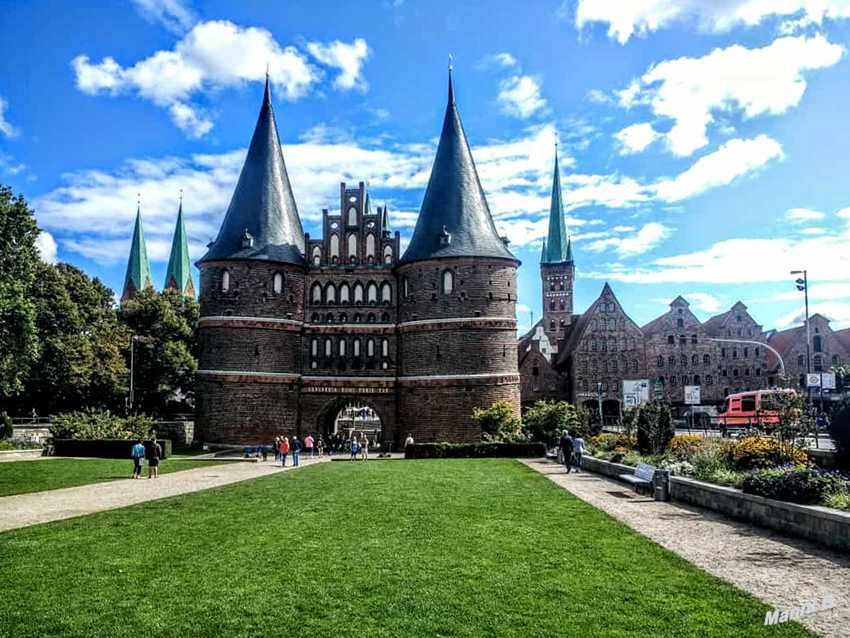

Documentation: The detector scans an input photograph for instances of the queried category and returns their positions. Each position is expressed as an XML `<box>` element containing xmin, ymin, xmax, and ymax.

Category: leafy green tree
<box><xmin>758</xmin><ymin>391</ymin><xmax>813</xmax><ymax>465</ymax></box>
<box><xmin>0</xmin><ymin>186</ymin><xmax>39</xmax><ymax>401</ymax></box>
<box><xmin>118</xmin><ymin>288</ymin><xmax>198</xmax><ymax>415</ymax></box>
<box><xmin>636</xmin><ymin>402</ymin><xmax>675</xmax><ymax>454</ymax></box>
<box><xmin>828</xmin><ymin>397</ymin><xmax>850</xmax><ymax>470</ymax></box>
<box><xmin>522</xmin><ymin>400</ymin><xmax>580</xmax><ymax>446</ymax></box>
<box><xmin>473</xmin><ymin>400</ymin><xmax>522</xmax><ymax>442</ymax></box>
<box><xmin>22</xmin><ymin>262</ymin><xmax>129</xmax><ymax>414</ymax></box>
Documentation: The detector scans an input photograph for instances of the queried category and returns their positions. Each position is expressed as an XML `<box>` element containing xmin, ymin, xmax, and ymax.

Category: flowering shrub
<box><xmin>589</xmin><ymin>433</ymin><xmax>616</xmax><ymax>451</ymax></box>
<box><xmin>659</xmin><ymin>459</ymin><xmax>695</xmax><ymax>477</ymax></box>
<box><xmin>825</xmin><ymin>492</ymin><xmax>850</xmax><ymax>512</ymax></box>
<box><xmin>50</xmin><ymin>412</ymin><xmax>155</xmax><ymax>440</ymax></box>
<box><xmin>731</xmin><ymin>436</ymin><xmax>808</xmax><ymax>470</ymax></box>
<box><xmin>742</xmin><ymin>467</ymin><xmax>847</xmax><ymax>505</ymax></box>
<box><xmin>669</xmin><ymin>435</ymin><xmax>707</xmax><ymax>460</ymax></box>
<box><xmin>615</xmin><ymin>434</ymin><xmax>636</xmax><ymax>448</ymax></box>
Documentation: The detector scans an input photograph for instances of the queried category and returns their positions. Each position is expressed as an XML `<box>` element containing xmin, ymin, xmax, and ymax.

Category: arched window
<box><xmin>324</xmin><ymin>338</ymin><xmax>332</xmax><ymax>357</ymax></box>
<box><xmin>814</xmin><ymin>355</ymin><xmax>823</xmax><ymax>372</ymax></box>
<box><xmin>367</xmin><ymin>339</ymin><xmax>375</xmax><ymax>357</ymax></box>
<box><xmin>657</xmin><ymin>356</ymin><xmax>664</xmax><ymax>367</ymax></box>
<box><xmin>681</xmin><ymin>355</ymin><xmax>688</xmax><ymax>366</ymax></box>
<box><xmin>813</xmin><ymin>335</ymin><xmax>823</xmax><ymax>353</ymax></box>
<box><xmin>550</xmin><ymin>281</ymin><xmax>556</xmax><ymax>292</ymax></box>
<box><xmin>325</xmin><ymin>282</ymin><xmax>336</xmax><ymax>304</ymax></box>
<box><xmin>732</xmin><ymin>348</ymin><xmax>738</xmax><ymax>359</ymax></box>
<box><xmin>703</xmin><ymin>354</ymin><xmax>711</xmax><ymax>365</ymax></box>
<box><xmin>833</xmin><ymin>355</ymin><xmax>840</xmax><ymax>365</ymax></box>
<box><xmin>330</xmin><ymin>234</ymin><xmax>340</xmax><ymax>261</ymax></box>
<box><xmin>631</xmin><ymin>359</ymin><xmax>638</xmax><ymax>373</ymax></box>
<box><xmin>312</xmin><ymin>246</ymin><xmax>321</xmax><ymax>265</ymax></box>
<box><xmin>668</xmin><ymin>355</ymin><xmax>675</xmax><ymax>366</ymax></box>
<box><xmin>693</xmin><ymin>374</ymin><xmax>700</xmax><ymax>385</ymax></box>
<box><xmin>676</xmin><ymin>318</ymin><xmax>684</xmax><ymax>328</ymax></box>
<box><xmin>347</xmin><ymin>206</ymin><xmax>357</xmax><ymax>226</ymax></box>
<box><xmin>311</xmin><ymin>338</ymin><xmax>318</xmax><ymax>357</ymax></box>
<box><xmin>550</xmin><ymin>320</ymin><xmax>555</xmax><ymax>331</ymax></box>
<box><xmin>383</xmin><ymin>245</ymin><xmax>393</xmax><ymax>264</ymax></box>
<box><xmin>559</xmin><ymin>300</ymin><xmax>566</xmax><ymax>311</ymax></box>
<box><xmin>353</xmin><ymin>282</ymin><xmax>364</xmax><ymax>304</ymax></box>
<box><xmin>797</xmin><ymin>354</ymin><xmax>805</xmax><ymax>367</ymax></box>
<box><xmin>381</xmin><ymin>312</ymin><xmax>390</xmax><ymax>323</ymax></box>
<box><xmin>339</xmin><ymin>339</ymin><xmax>346</xmax><ymax>357</ymax></box>
<box><xmin>442</xmin><ymin>270</ymin><xmax>454</xmax><ymax>294</ymax></box>
<box><xmin>347</xmin><ymin>234</ymin><xmax>357</xmax><ymax>262</ymax></box>
<box><xmin>691</xmin><ymin>334</ymin><xmax>698</xmax><ymax>344</ymax></box>
<box><xmin>367</xmin><ymin>313</ymin><xmax>376</xmax><ymax>323</ymax></box>
<box><xmin>692</xmin><ymin>354</ymin><xmax>699</xmax><ymax>365</ymax></box>
<box><xmin>706</xmin><ymin>375</ymin><xmax>713</xmax><ymax>385</ymax></box>
<box><xmin>382</xmin><ymin>339</ymin><xmax>389</xmax><ymax>357</ymax></box>
<box><xmin>353</xmin><ymin>339</ymin><xmax>361</xmax><ymax>357</ymax></box>
<box><xmin>339</xmin><ymin>283</ymin><xmax>350</xmax><ymax>305</ymax></box>
<box><xmin>549</xmin><ymin>300</ymin><xmax>556</xmax><ymax>311</ymax></box>
<box><xmin>679</xmin><ymin>335</ymin><xmax>686</xmax><ymax>345</ymax></box>
<box><xmin>339</xmin><ymin>313</ymin><xmax>348</xmax><ymax>323</ymax></box>
<box><xmin>325</xmin><ymin>313</ymin><xmax>334</xmax><ymax>323</ymax></box>
<box><xmin>365</xmin><ymin>234</ymin><xmax>375</xmax><ymax>260</ymax></box>
<box><xmin>367</xmin><ymin>282</ymin><xmax>378</xmax><ymax>304</ymax></box>
<box><xmin>560</xmin><ymin>281</ymin><xmax>565</xmax><ymax>291</ymax></box>
<box><xmin>221</xmin><ymin>269</ymin><xmax>230</xmax><ymax>293</ymax></box>
<box><xmin>381</xmin><ymin>282</ymin><xmax>392</xmax><ymax>304</ymax></box>
<box><xmin>402</xmin><ymin>276</ymin><xmax>410</xmax><ymax>298</ymax></box>
<box><xmin>273</xmin><ymin>272</ymin><xmax>284</xmax><ymax>295</ymax></box>
<box><xmin>608</xmin><ymin>318</ymin><xmax>616</xmax><ymax>331</ymax></box>
<box><xmin>311</xmin><ymin>282</ymin><xmax>322</xmax><ymax>304</ymax></box>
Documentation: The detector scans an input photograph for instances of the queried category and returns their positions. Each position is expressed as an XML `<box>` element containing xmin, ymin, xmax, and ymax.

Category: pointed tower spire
<box><xmin>164</xmin><ymin>193</ymin><xmax>195</xmax><ymax>298</ymax></box>
<box><xmin>199</xmin><ymin>74</ymin><xmax>305</xmax><ymax>265</ymax></box>
<box><xmin>122</xmin><ymin>201</ymin><xmax>153</xmax><ymax>303</ymax></box>
<box><xmin>544</xmin><ymin>146</ymin><xmax>570</xmax><ymax>263</ymax></box>
<box><xmin>400</xmin><ymin>64</ymin><xmax>516</xmax><ymax>264</ymax></box>
<box><xmin>565</xmin><ymin>235</ymin><xmax>574</xmax><ymax>262</ymax></box>
<box><xmin>540</xmin><ymin>239</ymin><xmax>547</xmax><ymax>263</ymax></box>
<box><xmin>381</xmin><ymin>201</ymin><xmax>392</xmax><ymax>237</ymax></box>
<box><xmin>365</xmin><ymin>192</ymin><xmax>373</xmax><ymax>215</ymax></box>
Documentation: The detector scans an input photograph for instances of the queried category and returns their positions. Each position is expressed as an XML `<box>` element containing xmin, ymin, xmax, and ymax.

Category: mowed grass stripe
<box><xmin>0</xmin><ymin>457</ymin><xmax>229</xmax><ymax>497</ymax></box>
<box><xmin>0</xmin><ymin>459</ymin><xmax>814</xmax><ymax>638</ymax></box>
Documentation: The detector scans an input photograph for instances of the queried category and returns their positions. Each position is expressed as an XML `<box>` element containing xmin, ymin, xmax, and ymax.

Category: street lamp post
<box><xmin>597</xmin><ymin>382</ymin><xmax>604</xmax><ymax>425</ymax></box>
<box><xmin>791</xmin><ymin>270</ymin><xmax>812</xmax><ymax>403</ymax></box>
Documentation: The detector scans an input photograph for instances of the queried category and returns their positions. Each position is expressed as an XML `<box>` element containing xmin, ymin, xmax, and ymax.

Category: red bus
<box><xmin>718</xmin><ymin>389</ymin><xmax>796</xmax><ymax>428</ymax></box>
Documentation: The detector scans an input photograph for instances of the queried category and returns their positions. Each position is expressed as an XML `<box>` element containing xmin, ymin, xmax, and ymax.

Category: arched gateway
<box><xmin>194</xmin><ymin>70</ymin><xmax>520</xmax><ymax>448</ymax></box>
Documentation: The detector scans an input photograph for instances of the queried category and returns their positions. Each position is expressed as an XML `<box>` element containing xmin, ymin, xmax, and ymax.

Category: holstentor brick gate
<box><xmin>194</xmin><ymin>71</ymin><xmax>521</xmax><ymax>447</ymax></box>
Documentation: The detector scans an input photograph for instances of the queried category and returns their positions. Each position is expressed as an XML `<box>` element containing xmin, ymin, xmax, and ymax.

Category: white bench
<box><xmin>620</xmin><ymin>463</ymin><xmax>656</xmax><ymax>493</ymax></box>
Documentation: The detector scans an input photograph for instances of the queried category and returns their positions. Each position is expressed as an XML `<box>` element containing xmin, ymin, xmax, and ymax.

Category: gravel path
<box><xmin>521</xmin><ymin>458</ymin><xmax>850</xmax><ymax>638</ymax></box>
<box><xmin>0</xmin><ymin>457</ymin><xmax>328</xmax><ymax>532</ymax></box>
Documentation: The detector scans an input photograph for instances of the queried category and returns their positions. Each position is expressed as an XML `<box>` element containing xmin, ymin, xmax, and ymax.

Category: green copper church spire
<box><xmin>565</xmin><ymin>235</ymin><xmax>573</xmax><ymax>262</ymax></box>
<box><xmin>540</xmin><ymin>238</ymin><xmax>547</xmax><ymax>263</ymax></box>
<box><xmin>121</xmin><ymin>200</ymin><xmax>153</xmax><ymax>303</ymax></box>
<box><xmin>544</xmin><ymin>146</ymin><xmax>570</xmax><ymax>263</ymax></box>
<box><xmin>164</xmin><ymin>192</ymin><xmax>195</xmax><ymax>298</ymax></box>
<box><xmin>381</xmin><ymin>201</ymin><xmax>392</xmax><ymax>236</ymax></box>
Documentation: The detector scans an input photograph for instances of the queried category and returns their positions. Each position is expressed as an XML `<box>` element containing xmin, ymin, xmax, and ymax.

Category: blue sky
<box><xmin>2</xmin><ymin>0</ymin><xmax>850</xmax><ymax>334</ymax></box>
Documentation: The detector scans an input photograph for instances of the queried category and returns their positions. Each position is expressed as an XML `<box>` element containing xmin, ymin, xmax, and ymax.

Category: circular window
<box><xmin>348</xmin><ymin>196</ymin><xmax>357</xmax><ymax>203</ymax></box>
<box><xmin>367</xmin><ymin>221</ymin><xmax>375</xmax><ymax>229</ymax></box>
<box><xmin>330</xmin><ymin>221</ymin><xmax>339</xmax><ymax>230</ymax></box>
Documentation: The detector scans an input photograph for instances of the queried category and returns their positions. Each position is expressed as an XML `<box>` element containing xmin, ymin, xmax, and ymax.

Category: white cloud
<box><xmin>0</xmin><ymin>95</ymin><xmax>20</xmax><ymax>138</ymax></box>
<box><xmin>497</xmin><ymin>75</ymin><xmax>547</xmax><ymax>119</ymax></box>
<box><xmin>614</xmin><ymin>123</ymin><xmax>658</xmax><ymax>155</ymax></box>
<box><xmin>785</xmin><ymin>207</ymin><xmax>826</xmax><ymax>222</ymax></box>
<box><xmin>776</xmin><ymin>302</ymin><xmax>850</xmax><ymax>328</ymax></box>
<box><xmin>479</xmin><ymin>53</ymin><xmax>518</xmax><ymax>68</ymax></box>
<box><xmin>799</xmin><ymin>227</ymin><xmax>826</xmax><ymax>235</ymax></box>
<box><xmin>587</xmin><ymin>222</ymin><xmax>673</xmax><ymax>256</ymax></box>
<box><xmin>617</xmin><ymin>35</ymin><xmax>843</xmax><ymax>156</ymax></box>
<box><xmin>72</xmin><ymin>21</ymin><xmax>372</xmax><ymax>136</ymax></box>
<box><xmin>686</xmin><ymin>292</ymin><xmax>724</xmax><ymax>313</ymax></box>
<box><xmin>516</xmin><ymin>303</ymin><xmax>531</xmax><ymax>313</ymax></box>
<box><xmin>130</xmin><ymin>0</ymin><xmax>195</xmax><ymax>34</ymax></box>
<box><xmin>305</xmin><ymin>39</ymin><xmax>370</xmax><ymax>91</ymax></box>
<box><xmin>771</xmin><ymin>282</ymin><xmax>850</xmax><ymax>301</ymax></box>
<box><xmin>653</xmin><ymin>136</ymin><xmax>783</xmax><ymax>202</ymax></box>
<box><xmin>35</xmin><ymin>231</ymin><xmax>58</xmax><ymax>264</ymax></box>
<box><xmin>575</xmin><ymin>0</ymin><xmax>850</xmax><ymax>44</ymax></box>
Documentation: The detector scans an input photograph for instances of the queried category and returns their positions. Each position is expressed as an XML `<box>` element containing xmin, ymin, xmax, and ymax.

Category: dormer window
<box><xmin>241</xmin><ymin>229</ymin><xmax>253</xmax><ymax>249</ymax></box>
<box><xmin>438</xmin><ymin>225</ymin><xmax>451</xmax><ymax>246</ymax></box>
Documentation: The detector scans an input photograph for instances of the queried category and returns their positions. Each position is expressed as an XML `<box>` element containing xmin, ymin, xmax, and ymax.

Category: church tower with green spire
<box><xmin>121</xmin><ymin>203</ymin><xmax>153</xmax><ymax>304</ymax></box>
<box><xmin>540</xmin><ymin>147</ymin><xmax>575</xmax><ymax>342</ymax></box>
<box><xmin>164</xmin><ymin>195</ymin><xmax>195</xmax><ymax>298</ymax></box>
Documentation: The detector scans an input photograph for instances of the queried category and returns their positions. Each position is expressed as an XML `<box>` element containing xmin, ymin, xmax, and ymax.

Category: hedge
<box><xmin>53</xmin><ymin>439</ymin><xmax>172</xmax><ymax>460</ymax></box>
<box><xmin>404</xmin><ymin>442</ymin><xmax>546</xmax><ymax>459</ymax></box>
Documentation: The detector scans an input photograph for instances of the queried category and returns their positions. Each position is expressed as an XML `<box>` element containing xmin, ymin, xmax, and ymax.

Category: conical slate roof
<box><xmin>400</xmin><ymin>70</ymin><xmax>517</xmax><ymax>264</ymax></box>
<box><xmin>543</xmin><ymin>149</ymin><xmax>571</xmax><ymax>263</ymax></box>
<box><xmin>164</xmin><ymin>198</ymin><xmax>195</xmax><ymax>297</ymax></box>
<box><xmin>198</xmin><ymin>77</ymin><xmax>305</xmax><ymax>265</ymax></box>
<box><xmin>381</xmin><ymin>202</ymin><xmax>392</xmax><ymax>235</ymax></box>
<box><xmin>122</xmin><ymin>205</ymin><xmax>152</xmax><ymax>301</ymax></box>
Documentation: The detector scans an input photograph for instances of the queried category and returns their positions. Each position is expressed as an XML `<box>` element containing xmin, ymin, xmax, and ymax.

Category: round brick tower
<box><xmin>396</xmin><ymin>69</ymin><xmax>521</xmax><ymax>443</ymax></box>
<box><xmin>195</xmin><ymin>77</ymin><xmax>306</xmax><ymax>445</ymax></box>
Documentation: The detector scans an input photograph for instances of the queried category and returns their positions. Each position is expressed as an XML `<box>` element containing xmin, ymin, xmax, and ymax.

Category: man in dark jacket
<box><xmin>559</xmin><ymin>430</ymin><xmax>574</xmax><ymax>474</ymax></box>
<box><xmin>291</xmin><ymin>436</ymin><xmax>302</xmax><ymax>467</ymax></box>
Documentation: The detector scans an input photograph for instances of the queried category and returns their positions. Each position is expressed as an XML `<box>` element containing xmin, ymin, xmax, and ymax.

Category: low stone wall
<box><xmin>155</xmin><ymin>421</ymin><xmax>194</xmax><ymax>446</ymax></box>
<box><xmin>0</xmin><ymin>448</ymin><xmax>45</xmax><ymax>462</ymax></box>
<box><xmin>580</xmin><ymin>455</ymin><xmax>850</xmax><ymax>553</ymax></box>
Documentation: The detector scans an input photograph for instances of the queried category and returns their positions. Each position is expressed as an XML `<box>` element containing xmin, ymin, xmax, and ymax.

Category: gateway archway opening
<box><xmin>318</xmin><ymin>400</ymin><xmax>384</xmax><ymax>453</ymax></box>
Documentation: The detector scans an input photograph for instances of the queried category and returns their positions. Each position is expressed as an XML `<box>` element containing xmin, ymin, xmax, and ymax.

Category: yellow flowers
<box><xmin>731</xmin><ymin>436</ymin><xmax>809</xmax><ymax>470</ymax></box>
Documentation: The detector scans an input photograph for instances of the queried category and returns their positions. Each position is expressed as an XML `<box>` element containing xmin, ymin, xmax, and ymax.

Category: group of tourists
<box><xmin>271</xmin><ymin>431</ymin><xmax>382</xmax><ymax>466</ymax></box>
<box><xmin>558</xmin><ymin>430</ymin><xmax>584</xmax><ymax>474</ymax></box>
<box><xmin>130</xmin><ymin>439</ymin><xmax>163</xmax><ymax>479</ymax></box>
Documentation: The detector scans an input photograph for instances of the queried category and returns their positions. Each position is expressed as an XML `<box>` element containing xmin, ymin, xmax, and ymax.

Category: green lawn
<box><xmin>0</xmin><ymin>459</ymin><xmax>814</xmax><ymax>638</ymax></box>
<box><xmin>0</xmin><ymin>457</ymin><xmax>226</xmax><ymax>497</ymax></box>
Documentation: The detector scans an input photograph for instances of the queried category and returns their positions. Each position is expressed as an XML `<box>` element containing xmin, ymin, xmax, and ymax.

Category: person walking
<box><xmin>350</xmin><ymin>435</ymin><xmax>359</xmax><ymax>461</ymax></box>
<box><xmin>273</xmin><ymin>436</ymin><xmax>281</xmax><ymax>462</ymax></box>
<box><xmin>360</xmin><ymin>434</ymin><xmax>369</xmax><ymax>461</ymax></box>
<box><xmin>131</xmin><ymin>439</ymin><xmax>145</xmax><ymax>479</ymax></box>
<box><xmin>147</xmin><ymin>439</ymin><xmax>162</xmax><ymax>479</ymax></box>
<box><xmin>404</xmin><ymin>433</ymin><xmax>414</xmax><ymax>448</ymax></box>
<box><xmin>292</xmin><ymin>436</ymin><xmax>301</xmax><ymax>467</ymax></box>
<box><xmin>571</xmin><ymin>430</ymin><xmax>583</xmax><ymax>473</ymax></box>
<box><xmin>304</xmin><ymin>433</ymin><xmax>315</xmax><ymax>458</ymax></box>
<box><xmin>317</xmin><ymin>436</ymin><xmax>324</xmax><ymax>458</ymax></box>
<box><xmin>280</xmin><ymin>437</ymin><xmax>290</xmax><ymax>467</ymax></box>
<box><xmin>559</xmin><ymin>429</ymin><xmax>574</xmax><ymax>475</ymax></box>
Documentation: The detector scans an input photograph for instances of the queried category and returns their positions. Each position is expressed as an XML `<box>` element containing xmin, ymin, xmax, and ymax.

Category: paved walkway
<box><xmin>0</xmin><ymin>457</ymin><xmax>328</xmax><ymax>532</ymax></box>
<box><xmin>521</xmin><ymin>458</ymin><xmax>850</xmax><ymax>638</ymax></box>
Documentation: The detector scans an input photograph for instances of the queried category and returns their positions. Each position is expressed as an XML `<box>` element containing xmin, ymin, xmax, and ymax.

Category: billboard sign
<box><xmin>623</xmin><ymin>379</ymin><xmax>650</xmax><ymax>406</ymax></box>
<box><xmin>807</xmin><ymin>374</ymin><xmax>822</xmax><ymax>388</ymax></box>
<box><xmin>684</xmin><ymin>385</ymin><xmax>701</xmax><ymax>405</ymax></box>
<box><xmin>821</xmin><ymin>373</ymin><xmax>836</xmax><ymax>390</ymax></box>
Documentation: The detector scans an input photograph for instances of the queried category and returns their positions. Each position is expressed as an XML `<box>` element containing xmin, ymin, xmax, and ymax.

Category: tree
<box><xmin>522</xmin><ymin>400</ymin><xmax>580</xmax><ymax>446</ymax></box>
<box><xmin>473</xmin><ymin>400</ymin><xmax>522</xmax><ymax>442</ymax></box>
<box><xmin>758</xmin><ymin>391</ymin><xmax>813</xmax><ymax>465</ymax></box>
<box><xmin>118</xmin><ymin>288</ymin><xmax>198</xmax><ymax>415</ymax></box>
<box><xmin>636</xmin><ymin>401</ymin><xmax>675</xmax><ymax>454</ymax></box>
<box><xmin>0</xmin><ymin>186</ymin><xmax>39</xmax><ymax>401</ymax></box>
<box><xmin>21</xmin><ymin>262</ymin><xmax>129</xmax><ymax>414</ymax></box>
